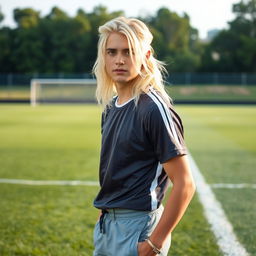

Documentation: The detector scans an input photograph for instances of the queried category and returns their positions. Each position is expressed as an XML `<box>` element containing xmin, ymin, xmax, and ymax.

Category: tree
<box><xmin>8</xmin><ymin>5</ymin><xmax>124</xmax><ymax>73</ymax></box>
<box><xmin>0</xmin><ymin>6</ymin><xmax>4</xmax><ymax>24</ymax></box>
<box><xmin>38</xmin><ymin>7</ymin><xmax>77</xmax><ymax>72</ymax></box>
<box><xmin>14</xmin><ymin>8</ymin><xmax>40</xmax><ymax>28</ymax></box>
<box><xmin>46</xmin><ymin>6</ymin><xmax>68</xmax><ymax>20</ymax></box>
<box><xmin>233</xmin><ymin>0</ymin><xmax>256</xmax><ymax>35</ymax></box>
<box><xmin>147</xmin><ymin>8</ymin><xmax>201</xmax><ymax>72</ymax></box>
<box><xmin>9</xmin><ymin>9</ymin><xmax>43</xmax><ymax>73</ymax></box>
<box><xmin>0</xmin><ymin>5</ymin><xmax>201</xmax><ymax>73</ymax></box>
<box><xmin>0</xmin><ymin>27</ymin><xmax>13</xmax><ymax>72</ymax></box>
<box><xmin>200</xmin><ymin>0</ymin><xmax>256</xmax><ymax>72</ymax></box>
<box><xmin>230</xmin><ymin>0</ymin><xmax>256</xmax><ymax>38</ymax></box>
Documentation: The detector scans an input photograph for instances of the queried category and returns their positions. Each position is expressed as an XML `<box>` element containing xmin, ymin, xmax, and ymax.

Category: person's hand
<box><xmin>137</xmin><ymin>241</ymin><xmax>157</xmax><ymax>256</ymax></box>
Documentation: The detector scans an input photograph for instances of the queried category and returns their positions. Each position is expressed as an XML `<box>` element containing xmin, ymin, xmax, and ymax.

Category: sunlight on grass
<box><xmin>0</xmin><ymin>104</ymin><xmax>255</xmax><ymax>255</ymax></box>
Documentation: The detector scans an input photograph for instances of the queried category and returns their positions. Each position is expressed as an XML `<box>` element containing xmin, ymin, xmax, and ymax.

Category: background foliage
<box><xmin>0</xmin><ymin>0</ymin><xmax>255</xmax><ymax>74</ymax></box>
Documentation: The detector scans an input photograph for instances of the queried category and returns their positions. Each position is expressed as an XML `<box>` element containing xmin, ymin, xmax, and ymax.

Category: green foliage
<box><xmin>46</xmin><ymin>6</ymin><xmax>69</xmax><ymax>20</ymax></box>
<box><xmin>201</xmin><ymin>0</ymin><xmax>256</xmax><ymax>72</ymax></box>
<box><xmin>11</xmin><ymin>27</ymin><xmax>44</xmax><ymax>73</ymax></box>
<box><xmin>1</xmin><ymin>0</ymin><xmax>256</xmax><ymax>73</ymax></box>
<box><xmin>0</xmin><ymin>5</ymin><xmax>198</xmax><ymax>73</ymax></box>
<box><xmin>0</xmin><ymin>5</ymin><xmax>123</xmax><ymax>74</ymax></box>
<box><xmin>14</xmin><ymin>8</ymin><xmax>40</xmax><ymax>28</ymax></box>
<box><xmin>0</xmin><ymin>27</ymin><xmax>12</xmax><ymax>72</ymax></box>
<box><xmin>146</xmin><ymin>8</ymin><xmax>200</xmax><ymax>72</ymax></box>
<box><xmin>0</xmin><ymin>6</ymin><xmax>4</xmax><ymax>24</ymax></box>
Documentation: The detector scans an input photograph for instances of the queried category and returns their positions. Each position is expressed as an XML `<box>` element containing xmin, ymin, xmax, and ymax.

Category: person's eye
<box><xmin>124</xmin><ymin>49</ymin><xmax>130</xmax><ymax>56</ymax></box>
<box><xmin>107</xmin><ymin>49</ymin><xmax>116</xmax><ymax>56</ymax></box>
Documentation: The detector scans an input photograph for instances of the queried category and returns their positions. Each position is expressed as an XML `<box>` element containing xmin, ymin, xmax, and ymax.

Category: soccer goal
<box><xmin>30</xmin><ymin>78</ymin><xmax>97</xmax><ymax>106</ymax></box>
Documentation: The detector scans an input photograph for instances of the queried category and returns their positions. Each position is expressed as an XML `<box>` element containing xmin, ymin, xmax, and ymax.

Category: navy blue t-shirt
<box><xmin>94</xmin><ymin>88</ymin><xmax>187</xmax><ymax>211</ymax></box>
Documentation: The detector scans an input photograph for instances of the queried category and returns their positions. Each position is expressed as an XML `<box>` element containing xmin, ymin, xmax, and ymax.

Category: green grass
<box><xmin>0</xmin><ymin>184</ymin><xmax>98</xmax><ymax>256</ymax></box>
<box><xmin>213</xmin><ymin>188</ymin><xmax>256</xmax><ymax>255</ymax></box>
<box><xmin>0</xmin><ymin>104</ymin><xmax>255</xmax><ymax>255</ymax></box>
<box><xmin>179</xmin><ymin>106</ymin><xmax>256</xmax><ymax>183</ymax></box>
<box><xmin>178</xmin><ymin>106</ymin><xmax>256</xmax><ymax>254</ymax></box>
<box><xmin>0</xmin><ymin>105</ymin><xmax>101</xmax><ymax>180</ymax></box>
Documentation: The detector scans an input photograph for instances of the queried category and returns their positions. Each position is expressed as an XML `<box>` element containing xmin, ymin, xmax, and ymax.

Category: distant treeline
<box><xmin>0</xmin><ymin>0</ymin><xmax>255</xmax><ymax>74</ymax></box>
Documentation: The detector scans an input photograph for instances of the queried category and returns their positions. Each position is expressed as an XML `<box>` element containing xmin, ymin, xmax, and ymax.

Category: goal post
<box><xmin>30</xmin><ymin>78</ymin><xmax>97</xmax><ymax>106</ymax></box>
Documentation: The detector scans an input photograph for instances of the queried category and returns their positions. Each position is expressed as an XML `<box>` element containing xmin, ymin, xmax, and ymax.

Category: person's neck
<box><xmin>115</xmin><ymin>82</ymin><xmax>134</xmax><ymax>105</ymax></box>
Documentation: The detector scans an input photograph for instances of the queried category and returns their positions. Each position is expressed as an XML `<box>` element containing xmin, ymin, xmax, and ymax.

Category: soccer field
<box><xmin>0</xmin><ymin>104</ymin><xmax>255</xmax><ymax>256</ymax></box>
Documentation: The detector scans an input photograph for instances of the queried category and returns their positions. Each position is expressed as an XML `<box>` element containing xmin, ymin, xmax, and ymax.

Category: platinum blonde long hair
<box><xmin>93</xmin><ymin>16</ymin><xmax>171</xmax><ymax>110</ymax></box>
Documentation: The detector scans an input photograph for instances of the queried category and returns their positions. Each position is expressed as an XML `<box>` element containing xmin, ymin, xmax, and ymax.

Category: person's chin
<box><xmin>114</xmin><ymin>77</ymin><xmax>129</xmax><ymax>84</ymax></box>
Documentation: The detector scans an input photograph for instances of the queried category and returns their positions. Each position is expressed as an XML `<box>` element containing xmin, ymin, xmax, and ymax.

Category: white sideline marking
<box><xmin>188</xmin><ymin>155</ymin><xmax>249</xmax><ymax>256</ymax></box>
<box><xmin>0</xmin><ymin>179</ymin><xmax>255</xmax><ymax>190</ymax></box>
<box><xmin>0</xmin><ymin>178</ymin><xmax>99</xmax><ymax>186</ymax></box>
<box><xmin>211</xmin><ymin>183</ymin><xmax>256</xmax><ymax>189</ymax></box>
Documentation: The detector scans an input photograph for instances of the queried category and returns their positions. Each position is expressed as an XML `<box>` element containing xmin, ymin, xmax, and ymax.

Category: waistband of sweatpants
<box><xmin>103</xmin><ymin>204</ymin><xmax>163</xmax><ymax>219</ymax></box>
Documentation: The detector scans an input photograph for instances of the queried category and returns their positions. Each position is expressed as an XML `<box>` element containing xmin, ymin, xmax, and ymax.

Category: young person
<box><xmin>92</xmin><ymin>16</ymin><xmax>196</xmax><ymax>256</ymax></box>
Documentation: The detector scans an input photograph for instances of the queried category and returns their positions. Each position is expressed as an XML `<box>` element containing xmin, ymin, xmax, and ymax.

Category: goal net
<box><xmin>30</xmin><ymin>79</ymin><xmax>97</xmax><ymax>106</ymax></box>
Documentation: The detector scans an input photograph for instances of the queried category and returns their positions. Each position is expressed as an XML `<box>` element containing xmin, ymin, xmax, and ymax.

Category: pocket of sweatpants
<box><xmin>118</xmin><ymin>215</ymin><xmax>148</xmax><ymax>256</ymax></box>
<box><xmin>139</xmin><ymin>206</ymin><xmax>164</xmax><ymax>242</ymax></box>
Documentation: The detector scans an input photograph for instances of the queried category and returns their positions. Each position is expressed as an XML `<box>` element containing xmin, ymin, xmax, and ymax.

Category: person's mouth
<box><xmin>113</xmin><ymin>69</ymin><xmax>127</xmax><ymax>73</ymax></box>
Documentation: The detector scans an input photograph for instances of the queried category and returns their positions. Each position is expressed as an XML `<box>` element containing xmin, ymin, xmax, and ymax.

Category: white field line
<box><xmin>188</xmin><ymin>154</ymin><xmax>249</xmax><ymax>256</ymax></box>
<box><xmin>0</xmin><ymin>178</ymin><xmax>255</xmax><ymax>189</ymax></box>
<box><xmin>0</xmin><ymin>178</ymin><xmax>99</xmax><ymax>186</ymax></box>
<box><xmin>210</xmin><ymin>183</ymin><xmax>256</xmax><ymax>189</ymax></box>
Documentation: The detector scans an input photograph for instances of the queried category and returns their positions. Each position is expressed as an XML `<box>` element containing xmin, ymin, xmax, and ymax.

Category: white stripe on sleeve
<box><xmin>147</xmin><ymin>90</ymin><xmax>181</xmax><ymax>148</ymax></box>
<box><xmin>150</xmin><ymin>162</ymin><xmax>163</xmax><ymax>210</ymax></box>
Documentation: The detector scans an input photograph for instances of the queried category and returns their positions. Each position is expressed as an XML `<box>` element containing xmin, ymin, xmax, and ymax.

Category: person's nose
<box><xmin>115</xmin><ymin>53</ymin><xmax>125</xmax><ymax>66</ymax></box>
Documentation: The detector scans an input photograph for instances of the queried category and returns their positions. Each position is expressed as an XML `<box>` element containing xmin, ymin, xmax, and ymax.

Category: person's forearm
<box><xmin>150</xmin><ymin>180</ymin><xmax>196</xmax><ymax>248</ymax></box>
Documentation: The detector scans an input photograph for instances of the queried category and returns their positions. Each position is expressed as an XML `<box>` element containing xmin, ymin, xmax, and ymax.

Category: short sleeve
<box><xmin>145</xmin><ymin>104</ymin><xmax>187</xmax><ymax>164</ymax></box>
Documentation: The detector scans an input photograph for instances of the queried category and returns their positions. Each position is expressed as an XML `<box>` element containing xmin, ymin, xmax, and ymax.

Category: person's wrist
<box><xmin>146</xmin><ymin>238</ymin><xmax>162</xmax><ymax>254</ymax></box>
<box><xmin>149</xmin><ymin>234</ymin><xmax>164</xmax><ymax>250</ymax></box>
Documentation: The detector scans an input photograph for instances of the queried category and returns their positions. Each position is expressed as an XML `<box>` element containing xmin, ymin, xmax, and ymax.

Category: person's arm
<box><xmin>138</xmin><ymin>155</ymin><xmax>196</xmax><ymax>256</ymax></box>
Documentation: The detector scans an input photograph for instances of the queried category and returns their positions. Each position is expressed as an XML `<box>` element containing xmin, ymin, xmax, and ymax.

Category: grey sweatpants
<box><xmin>93</xmin><ymin>205</ymin><xmax>171</xmax><ymax>256</ymax></box>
